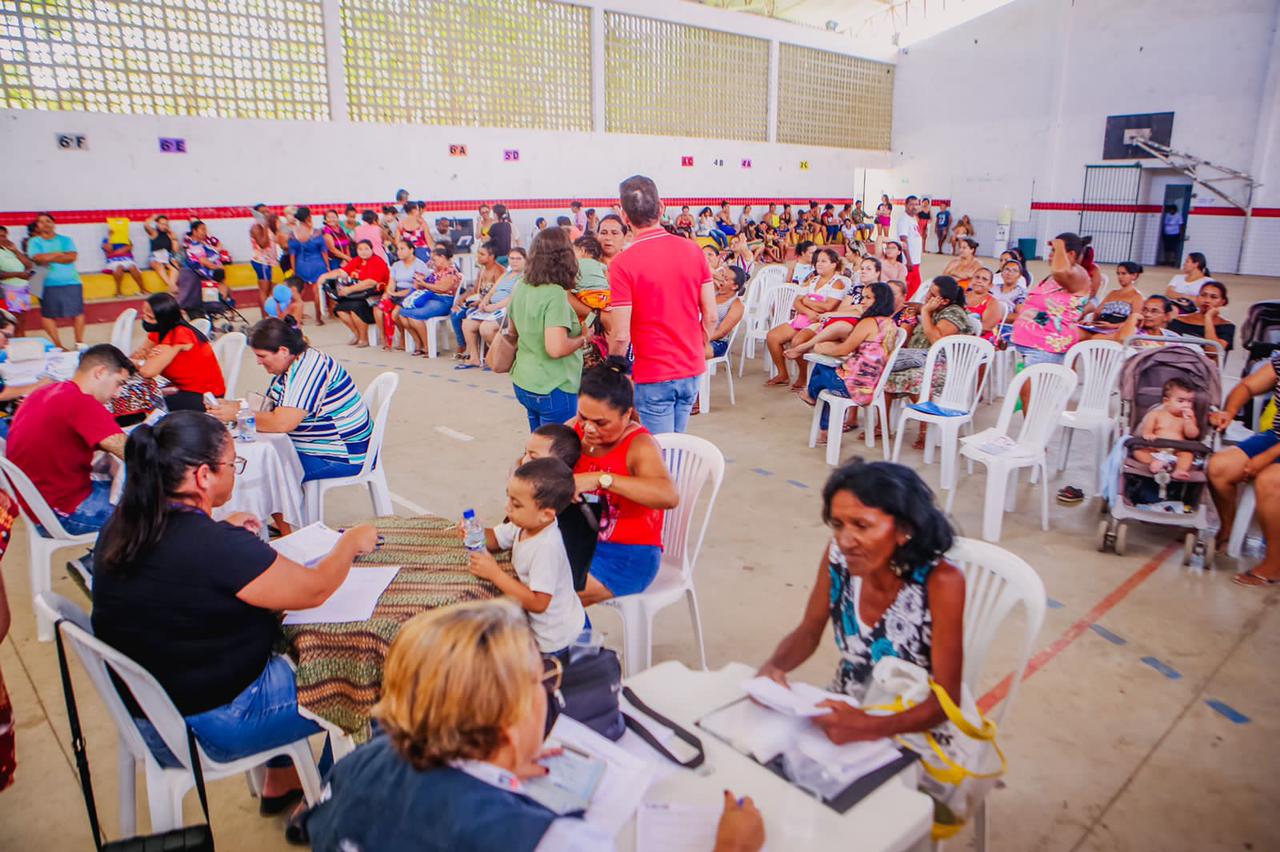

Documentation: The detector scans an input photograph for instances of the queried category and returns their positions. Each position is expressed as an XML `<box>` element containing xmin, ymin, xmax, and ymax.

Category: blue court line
<box><xmin>752</xmin><ymin>467</ymin><xmax>774</xmax><ymax>476</ymax></box>
<box><xmin>1140</xmin><ymin>657</ymin><xmax>1182</xmax><ymax>680</ymax></box>
<box><xmin>1205</xmin><ymin>700</ymin><xmax>1250</xmax><ymax>724</ymax></box>
<box><xmin>1088</xmin><ymin>624</ymin><xmax>1127</xmax><ymax>645</ymax></box>
<box><xmin>1046</xmin><ymin>597</ymin><xmax>1064</xmax><ymax>609</ymax></box>
<box><xmin>786</xmin><ymin>479</ymin><xmax>809</xmax><ymax>489</ymax></box>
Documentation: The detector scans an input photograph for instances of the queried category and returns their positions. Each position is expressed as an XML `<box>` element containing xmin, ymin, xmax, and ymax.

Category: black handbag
<box><xmin>558</xmin><ymin>647</ymin><xmax>625</xmax><ymax>741</ymax></box>
<box><xmin>54</xmin><ymin>620</ymin><xmax>215</xmax><ymax>852</ymax></box>
<box><xmin>622</xmin><ymin>686</ymin><xmax>706</xmax><ymax>769</ymax></box>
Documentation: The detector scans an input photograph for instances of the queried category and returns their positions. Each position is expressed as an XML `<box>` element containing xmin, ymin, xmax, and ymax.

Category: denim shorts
<box><xmin>251</xmin><ymin>261</ymin><xmax>276</xmax><ymax>281</ymax></box>
<box><xmin>590</xmin><ymin>541</ymin><xmax>662</xmax><ymax>597</ymax></box>
<box><xmin>55</xmin><ymin>480</ymin><xmax>115</xmax><ymax>536</ymax></box>
<box><xmin>299</xmin><ymin>452</ymin><xmax>365</xmax><ymax>483</ymax></box>
<box><xmin>1014</xmin><ymin>344</ymin><xmax>1066</xmax><ymax>367</ymax></box>
<box><xmin>710</xmin><ymin>339</ymin><xmax>730</xmax><ymax>358</ymax></box>
<box><xmin>1237</xmin><ymin>430</ymin><xmax>1280</xmax><ymax>460</ymax></box>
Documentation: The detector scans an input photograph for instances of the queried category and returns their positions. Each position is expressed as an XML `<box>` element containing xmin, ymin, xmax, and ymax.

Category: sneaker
<box><xmin>1056</xmin><ymin>485</ymin><xmax>1085</xmax><ymax>505</ymax></box>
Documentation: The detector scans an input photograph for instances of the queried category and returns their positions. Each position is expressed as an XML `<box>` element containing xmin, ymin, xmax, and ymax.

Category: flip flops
<box><xmin>1232</xmin><ymin>571</ymin><xmax>1280</xmax><ymax>588</ymax></box>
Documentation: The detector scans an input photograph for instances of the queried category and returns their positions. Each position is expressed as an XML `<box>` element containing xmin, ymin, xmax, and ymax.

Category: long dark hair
<box><xmin>861</xmin><ymin>282</ymin><xmax>896</xmax><ymax>319</ymax></box>
<box><xmin>146</xmin><ymin>292</ymin><xmax>205</xmax><ymax>344</ymax></box>
<box><xmin>249</xmin><ymin>316</ymin><xmax>307</xmax><ymax>354</ymax></box>
<box><xmin>579</xmin><ymin>356</ymin><xmax>633</xmax><ymax>412</ymax></box>
<box><xmin>1186</xmin><ymin>251</ymin><xmax>1210</xmax><ymax>276</ymax></box>
<box><xmin>525</xmin><ymin>226</ymin><xmax>578</xmax><ymax>290</ymax></box>
<box><xmin>96</xmin><ymin>412</ymin><xmax>230</xmax><ymax>574</ymax></box>
<box><xmin>931</xmin><ymin>275</ymin><xmax>964</xmax><ymax>308</ymax></box>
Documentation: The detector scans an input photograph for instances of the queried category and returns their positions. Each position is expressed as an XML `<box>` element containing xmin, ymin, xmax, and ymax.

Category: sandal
<box><xmin>1056</xmin><ymin>485</ymin><xmax>1085</xmax><ymax>505</ymax></box>
<box><xmin>284</xmin><ymin>803</ymin><xmax>310</xmax><ymax>846</ymax></box>
<box><xmin>1233</xmin><ymin>571</ymin><xmax>1280</xmax><ymax>588</ymax></box>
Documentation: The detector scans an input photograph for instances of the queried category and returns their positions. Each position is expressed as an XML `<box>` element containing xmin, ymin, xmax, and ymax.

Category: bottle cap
<box><xmin>462</xmin><ymin>509</ymin><xmax>476</xmax><ymax>519</ymax></box>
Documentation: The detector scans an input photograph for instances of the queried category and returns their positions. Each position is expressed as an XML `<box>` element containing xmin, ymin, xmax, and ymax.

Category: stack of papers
<box><xmin>961</xmin><ymin>427</ymin><xmax>1019</xmax><ymax>455</ymax></box>
<box><xmin>740</xmin><ymin>677</ymin><xmax>854</xmax><ymax>717</ymax></box>
<box><xmin>271</xmin><ymin>522</ymin><xmax>342</xmax><ymax>567</ymax></box>
<box><xmin>546</xmin><ymin>715</ymin><xmax>655</xmax><ymax>834</ymax></box>
<box><xmin>282</xmin><ymin>566</ymin><xmax>399</xmax><ymax>625</ymax></box>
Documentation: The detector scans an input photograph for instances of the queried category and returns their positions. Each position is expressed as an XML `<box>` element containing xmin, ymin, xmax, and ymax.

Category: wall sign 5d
<box><xmin>449</xmin><ymin>144</ymin><xmax>468</xmax><ymax>156</ymax></box>
<box><xmin>159</xmin><ymin>137</ymin><xmax>187</xmax><ymax>153</ymax></box>
<box><xmin>56</xmin><ymin>133</ymin><xmax>88</xmax><ymax>150</ymax></box>
<box><xmin>503</xmin><ymin>149</ymin><xmax>520</xmax><ymax>161</ymax></box>
<box><xmin>681</xmin><ymin>155</ymin><xmax>694</xmax><ymax>167</ymax></box>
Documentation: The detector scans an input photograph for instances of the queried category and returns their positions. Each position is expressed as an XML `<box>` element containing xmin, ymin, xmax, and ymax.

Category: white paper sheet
<box><xmin>282</xmin><ymin>566</ymin><xmax>399</xmax><ymax>625</ymax></box>
<box><xmin>792</xmin><ymin>727</ymin><xmax>902</xmax><ymax>785</ymax></box>
<box><xmin>698</xmin><ymin>697</ymin><xmax>806</xmax><ymax>763</ymax></box>
<box><xmin>548</xmin><ymin>715</ymin><xmax>655</xmax><ymax>834</ymax></box>
<box><xmin>636</xmin><ymin>803</ymin><xmax>723</xmax><ymax>852</ymax></box>
<box><xmin>270</xmin><ymin>522</ymin><xmax>343</xmax><ymax>567</ymax></box>
<box><xmin>740</xmin><ymin>677</ymin><xmax>857</xmax><ymax>718</ymax></box>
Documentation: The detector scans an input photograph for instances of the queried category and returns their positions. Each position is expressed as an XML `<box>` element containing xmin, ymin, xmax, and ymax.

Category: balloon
<box><xmin>272</xmin><ymin>284</ymin><xmax>292</xmax><ymax>307</ymax></box>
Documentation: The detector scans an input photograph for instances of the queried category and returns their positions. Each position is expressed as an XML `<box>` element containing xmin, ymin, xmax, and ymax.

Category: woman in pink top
<box><xmin>353</xmin><ymin>210</ymin><xmax>386</xmax><ymax>260</ymax></box>
<box><xmin>1010</xmin><ymin>232</ymin><xmax>1092</xmax><ymax>405</ymax></box>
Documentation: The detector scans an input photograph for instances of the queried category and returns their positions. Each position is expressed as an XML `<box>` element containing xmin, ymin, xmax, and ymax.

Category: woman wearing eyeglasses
<box><xmin>91</xmin><ymin>411</ymin><xmax>378</xmax><ymax>823</ymax></box>
<box><xmin>307</xmin><ymin>600</ymin><xmax>765</xmax><ymax>851</ymax></box>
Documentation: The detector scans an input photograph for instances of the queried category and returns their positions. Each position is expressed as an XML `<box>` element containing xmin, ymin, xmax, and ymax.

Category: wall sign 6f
<box><xmin>159</xmin><ymin>137</ymin><xmax>187</xmax><ymax>153</ymax></box>
<box><xmin>56</xmin><ymin>133</ymin><xmax>88</xmax><ymax>150</ymax></box>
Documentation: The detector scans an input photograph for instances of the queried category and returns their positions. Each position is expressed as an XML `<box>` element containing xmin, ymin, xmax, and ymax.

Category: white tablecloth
<box><xmin>213</xmin><ymin>431</ymin><xmax>306</xmax><ymax>532</ymax></box>
<box><xmin>616</xmin><ymin>662</ymin><xmax>933</xmax><ymax>852</ymax></box>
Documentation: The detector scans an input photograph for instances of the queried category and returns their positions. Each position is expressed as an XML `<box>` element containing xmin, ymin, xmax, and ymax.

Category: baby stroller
<box><xmin>1097</xmin><ymin>340</ymin><xmax>1222</xmax><ymax>565</ymax></box>
<box><xmin>198</xmin><ymin>282</ymin><xmax>253</xmax><ymax>339</ymax></box>
<box><xmin>1240</xmin><ymin>300</ymin><xmax>1280</xmax><ymax>428</ymax></box>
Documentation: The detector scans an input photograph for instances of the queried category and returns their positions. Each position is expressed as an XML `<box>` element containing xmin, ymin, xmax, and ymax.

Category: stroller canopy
<box><xmin>1118</xmin><ymin>345</ymin><xmax>1222</xmax><ymax>433</ymax></box>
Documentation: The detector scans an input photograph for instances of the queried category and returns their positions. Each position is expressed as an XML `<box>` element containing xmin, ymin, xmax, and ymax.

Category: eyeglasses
<box><xmin>540</xmin><ymin>655</ymin><xmax>563</xmax><ymax>694</ymax></box>
<box><xmin>219</xmin><ymin>456</ymin><xmax>247</xmax><ymax>475</ymax></box>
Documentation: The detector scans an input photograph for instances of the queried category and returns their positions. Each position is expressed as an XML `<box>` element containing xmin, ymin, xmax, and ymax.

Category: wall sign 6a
<box><xmin>159</xmin><ymin>137</ymin><xmax>187</xmax><ymax>153</ymax></box>
<box><xmin>56</xmin><ymin>133</ymin><xmax>88</xmax><ymax>150</ymax></box>
<box><xmin>449</xmin><ymin>144</ymin><xmax>468</xmax><ymax>157</ymax></box>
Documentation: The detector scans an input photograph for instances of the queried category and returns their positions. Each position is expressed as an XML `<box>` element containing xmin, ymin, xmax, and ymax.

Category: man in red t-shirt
<box><xmin>607</xmin><ymin>175</ymin><xmax>716</xmax><ymax>434</ymax></box>
<box><xmin>7</xmin><ymin>344</ymin><xmax>133</xmax><ymax>534</ymax></box>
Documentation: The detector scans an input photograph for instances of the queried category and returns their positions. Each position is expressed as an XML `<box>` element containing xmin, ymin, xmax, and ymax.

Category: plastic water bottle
<box><xmin>462</xmin><ymin>509</ymin><xmax>485</xmax><ymax>552</ymax></box>
<box><xmin>236</xmin><ymin>408</ymin><xmax>257</xmax><ymax>442</ymax></box>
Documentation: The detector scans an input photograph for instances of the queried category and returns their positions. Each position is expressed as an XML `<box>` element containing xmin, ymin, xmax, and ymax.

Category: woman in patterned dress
<box><xmin>758</xmin><ymin>461</ymin><xmax>965</xmax><ymax>741</ymax></box>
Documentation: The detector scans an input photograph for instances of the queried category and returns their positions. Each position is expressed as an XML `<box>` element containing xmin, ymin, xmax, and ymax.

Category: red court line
<box><xmin>978</xmin><ymin>542</ymin><xmax>1178</xmax><ymax>714</ymax></box>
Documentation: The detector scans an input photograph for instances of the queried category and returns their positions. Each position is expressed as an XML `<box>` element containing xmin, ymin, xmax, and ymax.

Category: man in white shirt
<box><xmin>895</xmin><ymin>195</ymin><xmax>925</xmax><ymax>296</ymax></box>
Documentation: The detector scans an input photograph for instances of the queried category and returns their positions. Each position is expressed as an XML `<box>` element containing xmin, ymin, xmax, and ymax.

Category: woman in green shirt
<box><xmin>507</xmin><ymin>227</ymin><xmax>586</xmax><ymax>430</ymax></box>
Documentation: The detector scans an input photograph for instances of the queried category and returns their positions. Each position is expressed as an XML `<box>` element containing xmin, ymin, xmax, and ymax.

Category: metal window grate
<box><xmin>342</xmin><ymin>0</ymin><xmax>591</xmax><ymax>131</ymax></box>
<box><xmin>1079</xmin><ymin>164</ymin><xmax>1142</xmax><ymax>264</ymax></box>
<box><xmin>776</xmin><ymin>43</ymin><xmax>893</xmax><ymax>150</ymax></box>
<box><xmin>0</xmin><ymin>0</ymin><xmax>329</xmax><ymax>119</ymax></box>
<box><xmin>604</xmin><ymin>11</ymin><xmax>768</xmax><ymax>142</ymax></box>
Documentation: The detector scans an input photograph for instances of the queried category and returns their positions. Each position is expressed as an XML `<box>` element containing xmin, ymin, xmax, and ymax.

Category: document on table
<box><xmin>636</xmin><ymin>802</ymin><xmax>737</xmax><ymax>852</ymax></box>
<box><xmin>282</xmin><ymin>566</ymin><xmax>399</xmax><ymax>625</ymax></box>
<box><xmin>522</xmin><ymin>747</ymin><xmax>607</xmax><ymax>815</ymax></box>
<box><xmin>547</xmin><ymin>715</ymin><xmax>655</xmax><ymax>834</ymax></box>
<box><xmin>271</xmin><ymin>522</ymin><xmax>343</xmax><ymax>567</ymax></box>
<box><xmin>740</xmin><ymin>676</ymin><xmax>856</xmax><ymax>717</ymax></box>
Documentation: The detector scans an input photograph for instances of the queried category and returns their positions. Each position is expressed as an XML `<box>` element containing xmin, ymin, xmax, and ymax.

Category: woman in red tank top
<box><xmin>572</xmin><ymin>359</ymin><xmax>679</xmax><ymax>605</ymax></box>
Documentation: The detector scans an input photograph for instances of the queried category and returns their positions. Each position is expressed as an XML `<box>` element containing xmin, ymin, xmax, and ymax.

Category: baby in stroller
<box><xmin>1133</xmin><ymin>378</ymin><xmax>1200</xmax><ymax>480</ymax></box>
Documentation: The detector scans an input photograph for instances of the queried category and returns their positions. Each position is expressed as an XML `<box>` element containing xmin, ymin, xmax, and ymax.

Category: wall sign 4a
<box><xmin>799</xmin><ymin>160</ymin><xmax>810</xmax><ymax>171</ymax></box>
<box><xmin>741</xmin><ymin>159</ymin><xmax>752</xmax><ymax>168</ymax></box>
<box><xmin>56</xmin><ymin>133</ymin><xmax>88</xmax><ymax>150</ymax></box>
<box><xmin>159</xmin><ymin>137</ymin><xmax>187</xmax><ymax>153</ymax></box>
<box><xmin>503</xmin><ymin>149</ymin><xmax>520</xmax><ymax>162</ymax></box>
<box><xmin>681</xmin><ymin>155</ymin><xmax>694</xmax><ymax>167</ymax></box>
<box><xmin>449</xmin><ymin>144</ymin><xmax>468</xmax><ymax>157</ymax></box>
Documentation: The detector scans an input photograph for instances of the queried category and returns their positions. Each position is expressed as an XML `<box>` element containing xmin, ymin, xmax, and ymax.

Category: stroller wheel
<box><xmin>1096</xmin><ymin>519</ymin><xmax>1111</xmax><ymax>553</ymax></box>
<box><xmin>1114</xmin><ymin>523</ymin><xmax>1128</xmax><ymax>556</ymax></box>
<box><xmin>1182</xmin><ymin>532</ymin><xmax>1196</xmax><ymax>566</ymax></box>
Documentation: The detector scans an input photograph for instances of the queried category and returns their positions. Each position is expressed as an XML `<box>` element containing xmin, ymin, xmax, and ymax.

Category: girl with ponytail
<box><xmin>92</xmin><ymin>410</ymin><xmax>378</xmax><ymax>821</ymax></box>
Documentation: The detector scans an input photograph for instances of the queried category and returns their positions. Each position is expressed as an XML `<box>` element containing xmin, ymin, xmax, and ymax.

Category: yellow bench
<box><xmin>75</xmin><ymin>263</ymin><xmax>280</xmax><ymax>301</ymax></box>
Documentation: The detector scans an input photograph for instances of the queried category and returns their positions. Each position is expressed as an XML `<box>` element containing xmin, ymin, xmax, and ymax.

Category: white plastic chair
<box><xmin>1225</xmin><ymin>483</ymin><xmax>1257</xmax><ymax>559</ymax></box>
<box><xmin>604</xmin><ymin>433</ymin><xmax>724</xmax><ymax>676</ymax></box>
<box><xmin>1055</xmin><ymin>340</ymin><xmax>1125</xmax><ymax>493</ymax></box>
<box><xmin>302</xmin><ymin>372</ymin><xmax>398</xmax><ymax>525</ymax></box>
<box><xmin>945</xmin><ymin>364</ymin><xmax>1078</xmax><ymax>542</ymax></box>
<box><xmin>806</xmin><ymin>326</ymin><xmax>908</xmax><ymax>465</ymax></box>
<box><xmin>422</xmin><ymin>315</ymin><xmax>452</xmax><ymax>358</ymax></box>
<box><xmin>760</xmin><ymin>284</ymin><xmax>802</xmax><ymax>380</ymax></box>
<box><xmin>190</xmin><ymin>317</ymin><xmax>212</xmax><ymax>337</ymax></box>
<box><xmin>110</xmin><ymin>308</ymin><xmax>137</xmax><ymax>354</ymax></box>
<box><xmin>737</xmin><ymin>267</ymin><xmax>790</xmax><ymax>377</ymax></box>
<box><xmin>211</xmin><ymin>331</ymin><xmax>246</xmax><ymax>399</ymax></box>
<box><xmin>0</xmin><ymin>457</ymin><xmax>97</xmax><ymax>641</ymax></box>
<box><xmin>892</xmin><ymin>336</ymin><xmax>995</xmax><ymax>492</ymax></box>
<box><xmin>697</xmin><ymin>321</ymin><xmax>740</xmax><ymax>414</ymax></box>
<box><xmin>35</xmin><ymin>593</ymin><xmax>323</xmax><ymax>836</ymax></box>
<box><xmin>945</xmin><ymin>538</ymin><xmax>1046</xmax><ymax>852</ymax></box>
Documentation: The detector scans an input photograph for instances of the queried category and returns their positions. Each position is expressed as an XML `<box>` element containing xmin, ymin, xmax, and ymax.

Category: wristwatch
<box><xmin>598</xmin><ymin>473</ymin><xmax>614</xmax><ymax>491</ymax></box>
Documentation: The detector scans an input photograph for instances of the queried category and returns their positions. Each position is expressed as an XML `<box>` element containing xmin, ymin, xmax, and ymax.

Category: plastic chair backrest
<box><xmin>744</xmin><ymin>264</ymin><xmax>786</xmax><ymax>310</ymax></box>
<box><xmin>6</xmin><ymin>338</ymin><xmax>47</xmax><ymax>362</ymax></box>
<box><xmin>191</xmin><ymin>318</ymin><xmax>212</xmax><ymax>337</ymax></box>
<box><xmin>946</xmin><ymin>538</ymin><xmax>1046</xmax><ymax>726</ymax></box>
<box><xmin>655</xmin><ymin>433</ymin><xmax>725</xmax><ymax>580</ymax></box>
<box><xmin>746</xmin><ymin>277</ymin><xmax>787</xmax><ymax>332</ymax></box>
<box><xmin>995</xmin><ymin>364</ymin><xmax>1077</xmax><ymax>449</ymax></box>
<box><xmin>36</xmin><ymin>592</ymin><xmax>172</xmax><ymax>769</ymax></box>
<box><xmin>1063</xmin><ymin>339</ymin><xmax>1124</xmax><ymax>415</ymax></box>
<box><xmin>358</xmin><ymin>372</ymin><xmax>399</xmax><ymax>477</ymax></box>
<box><xmin>919</xmin><ymin>335</ymin><xmax>995</xmax><ymax>411</ymax></box>
<box><xmin>711</xmin><ymin>313</ymin><xmax>742</xmax><ymax>361</ymax></box>
<box><xmin>110</xmin><ymin>308</ymin><xmax>138</xmax><ymax>355</ymax></box>
<box><xmin>0</xmin><ymin>456</ymin><xmax>80</xmax><ymax>540</ymax></box>
<box><xmin>765</xmin><ymin>284</ymin><xmax>802</xmax><ymax>329</ymax></box>
<box><xmin>868</xmin><ymin>326</ymin><xmax>909</xmax><ymax>402</ymax></box>
<box><xmin>212</xmin><ymin>332</ymin><xmax>246</xmax><ymax>398</ymax></box>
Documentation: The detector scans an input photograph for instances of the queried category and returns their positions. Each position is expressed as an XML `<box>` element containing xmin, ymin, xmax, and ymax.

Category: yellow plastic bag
<box><xmin>1260</xmin><ymin>399</ymin><xmax>1276</xmax><ymax>434</ymax></box>
<box><xmin>106</xmin><ymin>217</ymin><xmax>131</xmax><ymax>245</ymax></box>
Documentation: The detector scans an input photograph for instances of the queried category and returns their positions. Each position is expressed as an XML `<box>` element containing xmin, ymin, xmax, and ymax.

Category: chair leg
<box><xmin>368</xmin><ymin>468</ymin><xmax>394</xmax><ymax>517</ymax></box>
<box><xmin>426</xmin><ymin>321</ymin><xmax>438</xmax><ymax>359</ymax></box>
<box><xmin>725</xmin><ymin>362</ymin><xmax>735</xmax><ymax>406</ymax></box>
<box><xmin>974</xmin><ymin>797</ymin><xmax>989</xmax><ymax>852</ymax></box>
<box><xmin>981</xmin><ymin>463</ymin><xmax>1005</xmax><ymax>542</ymax></box>
<box><xmin>826</xmin><ymin>403</ymin><xmax>845</xmax><ymax>467</ymax></box>
<box><xmin>939</xmin><ymin>425</ymin><xmax>959</xmax><ymax>490</ymax></box>
<box><xmin>1227</xmin><ymin>484</ymin><xmax>1257</xmax><ymax>558</ymax></box>
<box><xmin>699</xmin><ymin>371</ymin><xmax>712</xmax><ymax>414</ymax></box>
<box><xmin>1005</xmin><ymin>467</ymin><xmax>1020</xmax><ymax>513</ymax></box>
<box><xmin>144</xmin><ymin>767</ymin><xmax>180</xmax><ymax>833</ymax></box>
<box><xmin>944</xmin><ymin>470</ymin><xmax>958</xmax><ymax>514</ymax></box>
<box><xmin>614</xmin><ymin>598</ymin><xmax>648</xmax><ymax>678</ymax></box>
<box><xmin>30</xmin><ymin>537</ymin><xmax>54</xmax><ymax>642</ymax></box>
<box><xmin>685</xmin><ymin>587</ymin><xmax>708</xmax><ymax>671</ymax></box>
<box><xmin>303</xmin><ymin>481</ymin><xmax>322</xmax><ymax>526</ymax></box>
<box><xmin>288</xmin><ymin>741</ymin><xmax>325</xmax><ymax>805</ymax></box>
<box><xmin>1057</xmin><ymin>425</ymin><xmax>1074</xmax><ymax>473</ymax></box>
<box><xmin>892</xmin><ymin>413</ymin><xmax>908</xmax><ymax>462</ymax></box>
<box><xmin>117</xmin><ymin>744</ymin><xmax>137</xmax><ymax>837</ymax></box>
<box><xmin>1039</xmin><ymin>461</ymin><xmax>1051</xmax><ymax>531</ymax></box>
<box><xmin>808</xmin><ymin>396</ymin><xmax>824</xmax><ymax>449</ymax></box>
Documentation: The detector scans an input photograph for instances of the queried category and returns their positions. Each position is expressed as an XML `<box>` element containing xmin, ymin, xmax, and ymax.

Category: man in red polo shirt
<box><xmin>7</xmin><ymin>344</ymin><xmax>132</xmax><ymax>534</ymax></box>
<box><xmin>607</xmin><ymin>175</ymin><xmax>716</xmax><ymax>434</ymax></box>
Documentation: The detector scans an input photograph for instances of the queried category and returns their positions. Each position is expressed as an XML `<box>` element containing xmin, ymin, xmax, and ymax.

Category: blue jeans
<box><xmin>299</xmin><ymin>452</ymin><xmax>365</xmax><ymax>483</ymax></box>
<box><xmin>450</xmin><ymin>307</ymin><xmax>468</xmax><ymax>348</ymax></box>
<box><xmin>399</xmin><ymin>293</ymin><xmax>451</xmax><ymax>322</ymax></box>
<box><xmin>57</xmin><ymin>480</ymin><xmax>115</xmax><ymax>536</ymax></box>
<box><xmin>807</xmin><ymin>364</ymin><xmax>851</xmax><ymax>431</ymax></box>
<box><xmin>590</xmin><ymin>542</ymin><xmax>662</xmax><ymax>596</ymax></box>
<box><xmin>633</xmin><ymin>376</ymin><xmax>701</xmax><ymax>434</ymax></box>
<box><xmin>136</xmin><ymin>656</ymin><xmax>331</xmax><ymax>773</ymax></box>
<box><xmin>513</xmin><ymin>385</ymin><xmax>578</xmax><ymax>431</ymax></box>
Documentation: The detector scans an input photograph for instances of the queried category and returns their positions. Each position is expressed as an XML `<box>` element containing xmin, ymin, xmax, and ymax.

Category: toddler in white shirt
<box><xmin>468</xmin><ymin>457</ymin><xmax>586</xmax><ymax>655</ymax></box>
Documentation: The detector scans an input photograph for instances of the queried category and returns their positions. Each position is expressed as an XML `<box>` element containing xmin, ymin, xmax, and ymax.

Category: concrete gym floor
<box><xmin>1</xmin><ymin>253</ymin><xmax>1277</xmax><ymax>851</ymax></box>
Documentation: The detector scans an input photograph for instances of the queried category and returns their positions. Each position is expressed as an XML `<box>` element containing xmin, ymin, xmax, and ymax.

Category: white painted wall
<box><xmin>890</xmin><ymin>0</ymin><xmax>1280</xmax><ymax>274</ymax></box>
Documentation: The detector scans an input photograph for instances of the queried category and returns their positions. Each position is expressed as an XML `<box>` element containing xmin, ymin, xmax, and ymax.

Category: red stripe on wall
<box><xmin>1030</xmin><ymin>201</ymin><xmax>1275</xmax><ymax>218</ymax></box>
